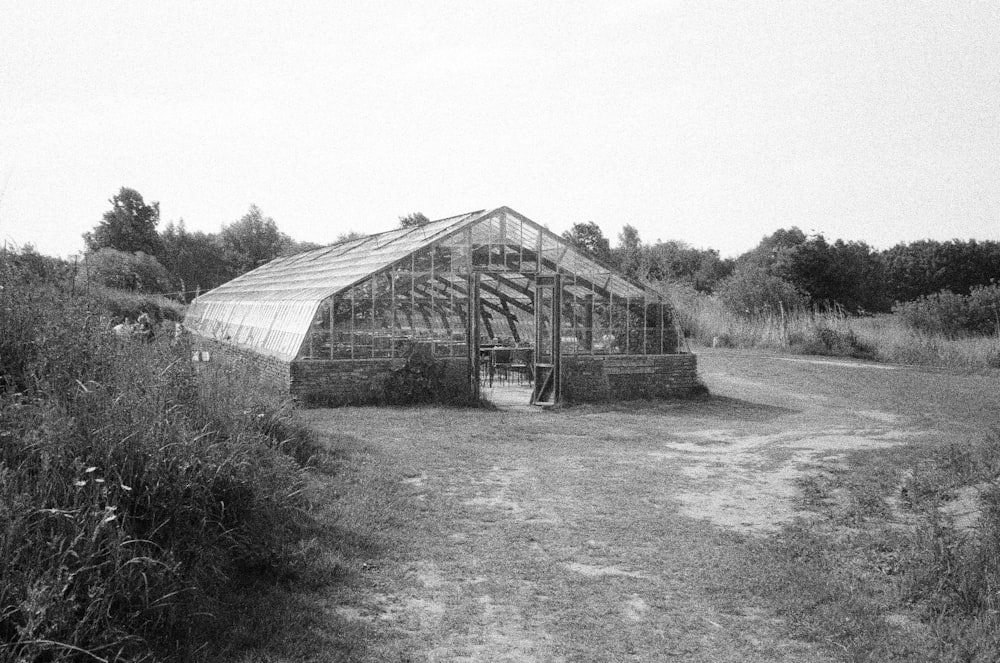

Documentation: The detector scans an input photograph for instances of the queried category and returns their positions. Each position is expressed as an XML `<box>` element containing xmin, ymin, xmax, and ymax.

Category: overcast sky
<box><xmin>1</xmin><ymin>1</ymin><xmax>997</xmax><ymax>259</ymax></box>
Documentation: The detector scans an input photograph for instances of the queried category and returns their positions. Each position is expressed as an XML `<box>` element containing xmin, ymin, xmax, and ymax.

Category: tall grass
<box><xmin>665</xmin><ymin>282</ymin><xmax>1000</xmax><ymax>369</ymax></box>
<box><xmin>0</xmin><ymin>252</ymin><xmax>319</xmax><ymax>662</ymax></box>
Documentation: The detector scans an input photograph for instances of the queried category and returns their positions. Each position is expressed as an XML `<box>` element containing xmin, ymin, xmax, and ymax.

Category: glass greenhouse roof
<box><xmin>185</xmin><ymin>207</ymin><xmax>663</xmax><ymax>361</ymax></box>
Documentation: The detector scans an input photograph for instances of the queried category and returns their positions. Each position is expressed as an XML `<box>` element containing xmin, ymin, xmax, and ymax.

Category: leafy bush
<box><xmin>0</xmin><ymin>251</ymin><xmax>316</xmax><ymax>661</ymax></box>
<box><xmin>79</xmin><ymin>247</ymin><xmax>171</xmax><ymax>293</ymax></box>
<box><xmin>0</xmin><ymin>244</ymin><xmax>73</xmax><ymax>286</ymax></box>
<box><xmin>716</xmin><ymin>265</ymin><xmax>809</xmax><ymax>317</ymax></box>
<box><xmin>88</xmin><ymin>285</ymin><xmax>186</xmax><ymax>324</ymax></box>
<box><xmin>788</xmin><ymin>325</ymin><xmax>878</xmax><ymax>360</ymax></box>
<box><xmin>893</xmin><ymin>284</ymin><xmax>1000</xmax><ymax>338</ymax></box>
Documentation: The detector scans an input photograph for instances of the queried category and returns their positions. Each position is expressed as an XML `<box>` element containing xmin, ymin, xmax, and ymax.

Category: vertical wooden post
<box><xmin>659</xmin><ymin>301</ymin><xmax>665</xmax><ymax>354</ymax></box>
<box><xmin>625</xmin><ymin>296</ymin><xmax>631</xmax><ymax>355</ymax></box>
<box><xmin>552</xmin><ymin>273</ymin><xmax>562</xmax><ymax>404</ymax></box>
<box><xmin>608</xmin><ymin>292</ymin><xmax>615</xmax><ymax>353</ymax></box>
<box><xmin>642</xmin><ymin>296</ymin><xmax>648</xmax><ymax>355</ymax></box>
<box><xmin>371</xmin><ymin>277</ymin><xmax>376</xmax><ymax>358</ymax></box>
<box><xmin>518</xmin><ymin>218</ymin><xmax>524</xmax><ymax>271</ymax></box>
<box><xmin>467</xmin><ymin>271</ymin><xmax>481</xmax><ymax>401</ymax></box>
<box><xmin>411</xmin><ymin>254</ymin><xmax>416</xmax><ymax>340</ymax></box>
<box><xmin>390</xmin><ymin>274</ymin><xmax>396</xmax><ymax>357</ymax></box>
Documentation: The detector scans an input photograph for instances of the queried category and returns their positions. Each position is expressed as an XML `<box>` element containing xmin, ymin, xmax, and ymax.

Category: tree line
<box><xmin>78</xmin><ymin>188</ymin><xmax>1000</xmax><ymax>314</ymax></box>
<box><xmin>80</xmin><ymin>187</ymin><xmax>321</xmax><ymax>299</ymax></box>
<box><xmin>561</xmin><ymin>221</ymin><xmax>1000</xmax><ymax>315</ymax></box>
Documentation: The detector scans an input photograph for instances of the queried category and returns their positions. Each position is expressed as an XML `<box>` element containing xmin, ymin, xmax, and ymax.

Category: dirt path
<box><xmin>286</xmin><ymin>350</ymin><xmax>1000</xmax><ymax>662</ymax></box>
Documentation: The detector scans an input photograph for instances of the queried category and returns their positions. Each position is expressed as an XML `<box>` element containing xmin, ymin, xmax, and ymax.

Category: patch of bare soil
<box><xmin>660</xmin><ymin>426</ymin><xmax>919</xmax><ymax>532</ymax></box>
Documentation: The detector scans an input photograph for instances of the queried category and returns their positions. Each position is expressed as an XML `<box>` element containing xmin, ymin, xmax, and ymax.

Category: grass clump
<box><xmin>0</xmin><ymin>252</ymin><xmax>319</xmax><ymax>661</ymax></box>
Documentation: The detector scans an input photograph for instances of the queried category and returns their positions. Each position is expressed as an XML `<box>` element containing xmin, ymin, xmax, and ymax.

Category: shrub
<box><xmin>375</xmin><ymin>346</ymin><xmax>456</xmax><ymax>405</ymax></box>
<box><xmin>893</xmin><ymin>284</ymin><xmax>1000</xmax><ymax>338</ymax></box>
<box><xmin>88</xmin><ymin>285</ymin><xmax>185</xmax><ymax>324</ymax></box>
<box><xmin>789</xmin><ymin>325</ymin><xmax>878</xmax><ymax>360</ymax></box>
<box><xmin>79</xmin><ymin>247</ymin><xmax>171</xmax><ymax>293</ymax></box>
<box><xmin>716</xmin><ymin>265</ymin><xmax>809</xmax><ymax>317</ymax></box>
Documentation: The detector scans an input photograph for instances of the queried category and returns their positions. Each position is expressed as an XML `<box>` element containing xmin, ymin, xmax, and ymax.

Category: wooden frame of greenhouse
<box><xmin>185</xmin><ymin>207</ymin><xmax>698</xmax><ymax>406</ymax></box>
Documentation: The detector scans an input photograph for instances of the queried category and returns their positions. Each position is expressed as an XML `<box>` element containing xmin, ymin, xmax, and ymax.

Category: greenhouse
<box><xmin>185</xmin><ymin>207</ymin><xmax>698</xmax><ymax>405</ymax></box>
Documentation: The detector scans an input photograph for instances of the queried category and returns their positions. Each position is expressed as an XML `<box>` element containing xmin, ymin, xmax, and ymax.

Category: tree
<box><xmin>278</xmin><ymin>238</ymin><xmax>323</xmax><ymax>257</ymax></box>
<box><xmin>614</xmin><ymin>224</ymin><xmax>645</xmax><ymax>279</ymax></box>
<box><xmin>219</xmin><ymin>205</ymin><xmax>285</xmax><ymax>274</ymax></box>
<box><xmin>882</xmin><ymin>239</ymin><xmax>1000</xmax><ymax>304</ymax></box>
<box><xmin>644</xmin><ymin>240</ymin><xmax>733</xmax><ymax>292</ymax></box>
<box><xmin>335</xmin><ymin>230</ymin><xmax>367</xmax><ymax>243</ymax></box>
<box><xmin>737</xmin><ymin>227</ymin><xmax>808</xmax><ymax>272</ymax></box>
<box><xmin>775</xmin><ymin>236</ymin><xmax>887</xmax><ymax>313</ymax></box>
<box><xmin>399</xmin><ymin>212</ymin><xmax>431</xmax><ymax>228</ymax></box>
<box><xmin>562</xmin><ymin>221</ymin><xmax>613</xmax><ymax>264</ymax></box>
<box><xmin>84</xmin><ymin>187</ymin><xmax>162</xmax><ymax>255</ymax></box>
<box><xmin>732</xmin><ymin>227</ymin><xmax>887</xmax><ymax>312</ymax></box>
<box><xmin>159</xmin><ymin>220</ymin><xmax>232</xmax><ymax>299</ymax></box>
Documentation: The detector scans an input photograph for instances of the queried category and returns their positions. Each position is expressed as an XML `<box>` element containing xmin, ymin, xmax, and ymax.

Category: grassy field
<box><xmin>217</xmin><ymin>349</ymin><xmax>1000</xmax><ymax>662</ymax></box>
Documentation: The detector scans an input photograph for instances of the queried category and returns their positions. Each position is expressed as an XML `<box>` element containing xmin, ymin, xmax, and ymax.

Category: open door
<box><xmin>531</xmin><ymin>275</ymin><xmax>561</xmax><ymax>406</ymax></box>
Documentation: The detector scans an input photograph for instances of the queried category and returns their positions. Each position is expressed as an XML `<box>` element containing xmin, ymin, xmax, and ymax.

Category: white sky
<box><xmin>1</xmin><ymin>1</ymin><xmax>997</xmax><ymax>258</ymax></box>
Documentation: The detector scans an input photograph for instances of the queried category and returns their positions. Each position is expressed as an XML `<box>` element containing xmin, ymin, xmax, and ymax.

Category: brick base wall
<box><xmin>191</xmin><ymin>333</ymin><xmax>697</xmax><ymax>406</ymax></box>
<box><xmin>289</xmin><ymin>356</ymin><xmax>471</xmax><ymax>406</ymax></box>
<box><xmin>561</xmin><ymin>353</ymin><xmax>700</xmax><ymax>402</ymax></box>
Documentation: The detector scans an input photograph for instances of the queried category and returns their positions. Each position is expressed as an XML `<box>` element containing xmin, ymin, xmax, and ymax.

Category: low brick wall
<box><xmin>561</xmin><ymin>353</ymin><xmax>700</xmax><ymax>402</ymax></box>
<box><xmin>289</xmin><ymin>356</ymin><xmax>471</xmax><ymax>406</ymax></box>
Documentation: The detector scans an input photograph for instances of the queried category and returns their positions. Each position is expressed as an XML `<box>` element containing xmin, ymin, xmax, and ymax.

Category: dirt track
<box><xmin>294</xmin><ymin>349</ymin><xmax>1000</xmax><ymax>662</ymax></box>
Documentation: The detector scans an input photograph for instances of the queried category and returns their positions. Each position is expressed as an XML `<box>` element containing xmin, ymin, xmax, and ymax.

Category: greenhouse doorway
<box><xmin>473</xmin><ymin>272</ymin><xmax>561</xmax><ymax>408</ymax></box>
